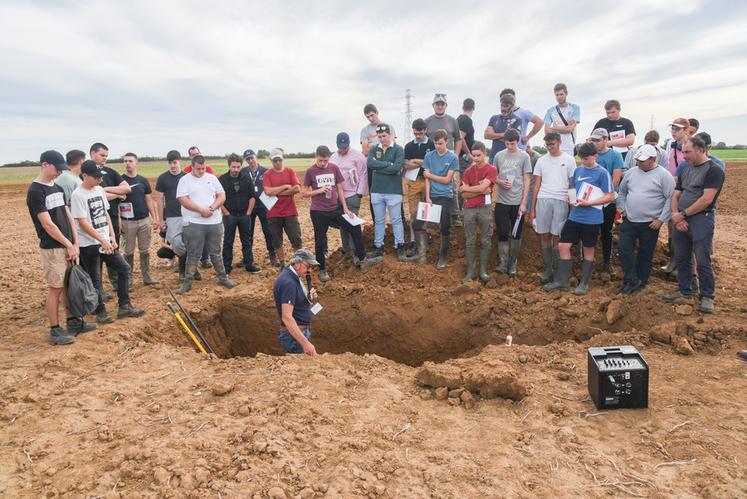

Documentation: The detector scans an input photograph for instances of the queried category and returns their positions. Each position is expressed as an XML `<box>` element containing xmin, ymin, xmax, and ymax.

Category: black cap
<box><xmin>80</xmin><ymin>160</ymin><xmax>104</xmax><ymax>178</ymax></box>
<box><xmin>694</xmin><ymin>132</ymin><xmax>712</xmax><ymax>147</ymax></box>
<box><xmin>242</xmin><ymin>149</ymin><xmax>256</xmax><ymax>159</ymax></box>
<box><xmin>40</xmin><ymin>150</ymin><xmax>68</xmax><ymax>171</ymax></box>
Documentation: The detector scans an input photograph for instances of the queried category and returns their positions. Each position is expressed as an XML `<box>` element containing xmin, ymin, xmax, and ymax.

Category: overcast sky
<box><xmin>1</xmin><ymin>0</ymin><xmax>746</xmax><ymax>164</ymax></box>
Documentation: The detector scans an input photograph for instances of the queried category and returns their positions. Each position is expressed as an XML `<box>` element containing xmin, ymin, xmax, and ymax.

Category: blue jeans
<box><xmin>248</xmin><ymin>203</ymin><xmax>275</xmax><ymax>260</ymax></box>
<box><xmin>223</xmin><ymin>213</ymin><xmax>253</xmax><ymax>272</ymax></box>
<box><xmin>618</xmin><ymin>219</ymin><xmax>660</xmax><ymax>286</ymax></box>
<box><xmin>278</xmin><ymin>327</ymin><xmax>312</xmax><ymax>354</ymax></box>
<box><xmin>673</xmin><ymin>212</ymin><xmax>716</xmax><ymax>299</ymax></box>
<box><xmin>371</xmin><ymin>192</ymin><xmax>404</xmax><ymax>248</ymax></box>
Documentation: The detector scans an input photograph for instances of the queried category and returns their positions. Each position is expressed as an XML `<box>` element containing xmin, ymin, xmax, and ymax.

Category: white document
<box><xmin>342</xmin><ymin>213</ymin><xmax>364</xmax><ymax>226</ymax></box>
<box><xmin>504</xmin><ymin>173</ymin><xmax>515</xmax><ymax>185</ymax></box>
<box><xmin>567</xmin><ymin>188</ymin><xmax>578</xmax><ymax>205</ymax></box>
<box><xmin>511</xmin><ymin>214</ymin><xmax>522</xmax><ymax>238</ymax></box>
<box><xmin>310</xmin><ymin>303</ymin><xmax>323</xmax><ymax>315</ymax></box>
<box><xmin>484</xmin><ymin>193</ymin><xmax>492</xmax><ymax>205</ymax></box>
<box><xmin>404</xmin><ymin>167</ymin><xmax>419</xmax><ymax>181</ymax></box>
<box><xmin>416</xmin><ymin>202</ymin><xmax>442</xmax><ymax>223</ymax></box>
<box><xmin>577</xmin><ymin>182</ymin><xmax>605</xmax><ymax>210</ymax></box>
<box><xmin>119</xmin><ymin>202</ymin><xmax>134</xmax><ymax>219</ymax></box>
<box><xmin>259</xmin><ymin>192</ymin><xmax>278</xmax><ymax>210</ymax></box>
<box><xmin>609</xmin><ymin>129</ymin><xmax>628</xmax><ymax>153</ymax></box>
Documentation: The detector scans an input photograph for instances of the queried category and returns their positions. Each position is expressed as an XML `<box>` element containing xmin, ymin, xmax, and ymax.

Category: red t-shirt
<box><xmin>263</xmin><ymin>167</ymin><xmax>300</xmax><ymax>217</ymax></box>
<box><xmin>184</xmin><ymin>164</ymin><xmax>214</xmax><ymax>174</ymax></box>
<box><xmin>462</xmin><ymin>163</ymin><xmax>497</xmax><ymax>209</ymax></box>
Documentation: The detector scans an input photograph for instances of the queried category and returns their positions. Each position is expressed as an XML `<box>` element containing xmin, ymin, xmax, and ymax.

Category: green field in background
<box><xmin>0</xmin><ymin>158</ymin><xmax>314</xmax><ymax>184</ymax></box>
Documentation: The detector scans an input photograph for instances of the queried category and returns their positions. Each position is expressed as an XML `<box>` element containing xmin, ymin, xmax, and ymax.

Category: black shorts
<box><xmin>560</xmin><ymin>219</ymin><xmax>600</xmax><ymax>247</ymax></box>
<box><xmin>268</xmin><ymin>216</ymin><xmax>303</xmax><ymax>251</ymax></box>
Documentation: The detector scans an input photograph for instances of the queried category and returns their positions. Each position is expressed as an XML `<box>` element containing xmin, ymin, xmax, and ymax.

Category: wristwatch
<box><xmin>679</xmin><ymin>210</ymin><xmax>687</xmax><ymax>219</ymax></box>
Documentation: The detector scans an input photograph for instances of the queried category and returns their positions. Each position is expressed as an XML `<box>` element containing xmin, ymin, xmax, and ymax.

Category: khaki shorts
<box><xmin>40</xmin><ymin>247</ymin><xmax>70</xmax><ymax>288</ymax></box>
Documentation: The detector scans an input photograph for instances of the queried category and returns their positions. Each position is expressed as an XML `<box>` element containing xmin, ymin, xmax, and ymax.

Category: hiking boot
<box><xmin>95</xmin><ymin>308</ymin><xmax>114</xmax><ymax>324</ymax></box>
<box><xmin>269</xmin><ymin>254</ymin><xmax>279</xmax><ymax>267</ymax></box>
<box><xmin>405</xmin><ymin>240</ymin><xmax>417</xmax><ymax>258</ymax></box>
<box><xmin>574</xmin><ymin>260</ymin><xmax>594</xmax><ymax>295</ymax></box>
<box><xmin>660</xmin><ymin>258</ymin><xmax>677</xmax><ymax>275</ymax></box>
<box><xmin>366</xmin><ymin>246</ymin><xmax>383</xmax><ymax>259</ymax></box>
<box><xmin>396</xmin><ymin>244</ymin><xmax>407</xmax><ymax>262</ymax></box>
<box><xmin>140</xmin><ymin>253</ymin><xmax>159</xmax><ymax>285</ymax></box>
<box><xmin>403</xmin><ymin>231</ymin><xmax>427</xmax><ymax>264</ymax></box>
<box><xmin>463</xmin><ymin>246</ymin><xmax>476</xmax><ymax>283</ymax></box>
<box><xmin>48</xmin><ymin>326</ymin><xmax>75</xmax><ymax>346</ymax></box>
<box><xmin>691</xmin><ymin>275</ymin><xmax>700</xmax><ymax>295</ymax></box>
<box><xmin>619</xmin><ymin>280</ymin><xmax>641</xmax><ymax>296</ymax></box>
<box><xmin>630</xmin><ymin>283</ymin><xmax>646</xmax><ymax>296</ymax></box>
<box><xmin>544</xmin><ymin>259</ymin><xmax>572</xmax><ymax>292</ymax></box>
<box><xmin>539</xmin><ymin>246</ymin><xmax>554</xmax><ymax>284</ymax></box>
<box><xmin>698</xmin><ymin>297</ymin><xmax>714</xmax><ymax>314</ymax></box>
<box><xmin>436</xmin><ymin>237</ymin><xmax>449</xmax><ymax>270</ymax></box>
<box><xmin>508</xmin><ymin>239</ymin><xmax>521</xmax><ymax>277</ymax></box>
<box><xmin>217</xmin><ymin>274</ymin><xmax>237</xmax><ymax>288</ymax></box>
<box><xmin>494</xmin><ymin>241</ymin><xmax>509</xmax><ymax>273</ymax></box>
<box><xmin>738</xmin><ymin>350</ymin><xmax>747</xmax><ymax>361</ymax></box>
<box><xmin>602</xmin><ymin>262</ymin><xmax>616</xmax><ymax>278</ymax></box>
<box><xmin>245</xmin><ymin>263</ymin><xmax>262</xmax><ymax>274</ymax></box>
<box><xmin>193</xmin><ymin>268</ymin><xmax>202</xmax><ymax>281</ymax></box>
<box><xmin>200</xmin><ymin>259</ymin><xmax>212</xmax><ymax>269</ymax></box>
<box><xmin>118</xmin><ymin>302</ymin><xmax>145</xmax><ymax>319</ymax></box>
<box><xmin>661</xmin><ymin>290</ymin><xmax>692</xmax><ymax>304</ymax></box>
<box><xmin>66</xmin><ymin>317</ymin><xmax>96</xmax><ymax>336</ymax></box>
<box><xmin>319</xmin><ymin>269</ymin><xmax>331</xmax><ymax>282</ymax></box>
<box><xmin>124</xmin><ymin>254</ymin><xmax>135</xmax><ymax>292</ymax></box>
<box><xmin>357</xmin><ymin>256</ymin><xmax>382</xmax><ymax>270</ymax></box>
<box><xmin>478</xmin><ymin>246</ymin><xmax>491</xmax><ymax>283</ymax></box>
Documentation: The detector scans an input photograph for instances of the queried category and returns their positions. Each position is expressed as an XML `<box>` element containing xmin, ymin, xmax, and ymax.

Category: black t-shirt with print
<box><xmin>457</xmin><ymin>114</ymin><xmax>475</xmax><ymax>151</ymax></box>
<box><xmin>404</xmin><ymin>139</ymin><xmax>436</xmax><ymax>179</ymax></box>
<box><xmin>100</xmin><ymin>166</ymin><xmax>124</xmax><ymax>217</ymax></box>
<box><xmin>27</xmin><ymin>181</ymin><xmax>73</xmax><ymax>249</ymax></box>
<box><xmin>155</xmin><ymin>170</ymin><xmax>187</xmax><ymax>218</ymax></box>
<box><xmin>122</xmin><ymin>174</ymin><xmax>153</xmax><ymax>220</ymax></box>
<box><xmin>593</xmin><ymin>117</ymin><xmax>636</xmax><ymax>143</ymax></box>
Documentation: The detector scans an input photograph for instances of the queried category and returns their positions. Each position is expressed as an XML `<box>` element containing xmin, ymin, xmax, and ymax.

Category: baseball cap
<box><xmin>375</xmin><ymin>123</ymin><xmax>391</xmax><ymax>135</ymax></box>
<box><xmin>634</xmin><ymin>144</ymin><xmax>657</xmax><ymax>161</ymax></box>
<box><xmin>669</xmin><ymin>117</ymin><xmax>689</xmax><ymax>129</ymax></box>
<box><xmin>500</xmin><ymin>93</ymin><xmax>515</xmax><ymax>105</ymax></box>
<box><xmin>589</xmin><ymin>128</ymin><xmax>610</xmax><ymax>140</ymax></box>
<box><xmin>242</xmin><ymin>149</ymin><xmax>256</xmax><ymax>159</ymax></box>
<box><xmin>40</xmin><ymin>150</ymin><xmax>68</xmax><ymax>171</ymax></box>
<box><xmin>291</xmin><ymin>248</ymin><xmax>320</xmax><ymax>266</ymax></box>
<box><xmin>336</xmin><ymin>132</ymin><xmax>350</xmax><ymax>149</ymax></box>
<box><xmin>433</xmin><ymin>93</ymin><xmax>447</xmax><ymax>104</ymax></box>
<box><xmin>80</xmin><ymin>160</ymin><xmax>103</xmax><ymax>178</ymax></box>
<box><xmin>694</xmin><ymin>131</ymin><xmax>712</xmax><ymax>147</ymax></box>
<box><xmin>270</xmin><ymin>148</ymin><xmax>283</xmax><ymax>160</ymax></box>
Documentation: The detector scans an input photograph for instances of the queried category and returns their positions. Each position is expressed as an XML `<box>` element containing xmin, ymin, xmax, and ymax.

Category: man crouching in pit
<box><xmin>273</xmin><ymin>249</ymin><xmax>320</xmax><ymax>356</ymax></box>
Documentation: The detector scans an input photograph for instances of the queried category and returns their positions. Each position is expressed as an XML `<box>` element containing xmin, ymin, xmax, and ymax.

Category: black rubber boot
<box><xmin>463</xmin><ymin>246</ymin><xmax>476</xmax><ymax>283</ymax></box>
<box><xmin>124</xmin><ymin>254</ymin><xmax>135</xmax><ymax>292</ymax></box>
<box><xmin>508</xmin><ymin>239</ymin><xmax>521</xmax><ymax>276</ymax></box>
<box><xmin>574</xmin><ymin>260</ymin><xmax>594</xmax><ymax>295</ymax></box>
<box><xmin>403</xmin><ymin>231</ymin><xmax>427</xmax><ymax>263</ymax></box>
<box><xmin>495</xmin><ymin>241</ymin><xmax>509</xmax><ymax>273</ymax></box>
<box><xmin>176</xmin><ymin>262</ymin><xmax>196</xmax><ymax>294</ymax></box>
<box><xmin>539</xmin><ymin>246</ymin><xmax>554</xmax><ymax>284</ymax></box>
<box><xmin>436</xmin><ymin>237</ymin><xmax>448</xmax><ymax>270</ymax></box>
<box><xmin>212</xmin><ymin>257</ymin><xmax>236</xmax><ymax>289</ymax></box>
<box><xmin>479</xmin><ymin>246</ymin><xmax>491</xmax><ymax>283</ymax></box>
<box><xmin>543</xmin><ymin>259</ymin><xmax>572</xmax><ymax>292</ymax></box>
<box><xmin>178</xmin><ymin>256</ymin><xmax>186</xmax><ymax>283</ymax></box>
<box><xmin>141</xmin><ymin>253</ymin><xmax>159</xmax><ymax>285</ymax></box>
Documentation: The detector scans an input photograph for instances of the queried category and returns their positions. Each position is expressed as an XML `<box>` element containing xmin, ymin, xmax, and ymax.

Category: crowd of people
<box><xmin>26</xmin><ymin>84</ymin><xmax>726</xmax><ymax>354</ymax></box>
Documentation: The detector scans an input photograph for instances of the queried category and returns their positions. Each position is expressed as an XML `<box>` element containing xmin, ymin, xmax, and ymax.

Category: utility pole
<box><xmin>404</xmin><ymin>89</ymin><xmax>413</xmax><ymax>143</ymax></box>
<box><xmin>650</xmin><ymin>114</ymin><xmax>654</xmax><ymax>131</ymax></box>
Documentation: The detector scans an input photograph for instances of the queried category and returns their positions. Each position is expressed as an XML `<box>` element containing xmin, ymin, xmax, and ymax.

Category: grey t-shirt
<box><xmin>54</xmin><ymin>171</ymin><xmax>82</xmax><ymax>206</ymax></box>
<box><xmin>618</xmin><ymin>166</ymin><xmax>675</xmax><ymax>223</ymax></box>
<box><xmin>425</xmin><ymin>114</ymin><xmax>461</xmax><ymax>151</ymax></box>
<box><xmin>676</xmin><ymin>160</ymin><xmax>725</xmax><ymax>212</ymax></box>
<box><xmin>360</xmin><ymin>123</ymin><xmax>397</xmax><ymax>148</ymax></box>
<box><xmin>493</xmin><ymin>149</ymin><xmax>532</xmax><ymax>205</ymax></box>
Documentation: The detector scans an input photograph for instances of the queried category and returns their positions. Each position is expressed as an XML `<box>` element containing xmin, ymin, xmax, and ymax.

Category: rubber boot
<box><xmin>118</xmin><ymin>302</ymin><xmax>145</xmax><ymax>319</ymax></box>
<box><xmin>396</xmin><ymin>244</ymin><xmax>407</xmax><ymax>262</ymax></box>
<box><xmin>660</xmin><ymin>237</ymin><xmax>677</xmax><ymax>274</ymax></box>
<box><xmin>543</xmin><ymin>259</ymin><xmax>572</xmax><ymax>292</ymax></box>
<box><xmin>539</xmin><ymin>246</ymin><xmax>554</xmax><ymax>284</ymax></box>
<box><xmin>494</xmin><ymin>241</ymin><xmax>509</xmax><ymax>273</ymax></box>
<box><xmin>463</xmin><ymin>246</ymin><xmax>476</xmax><ymax>283</ymax></box>
<box><xmin>479</xmin><ymin>246</ymin><xmax>491</xmax><ymax>283</ymax></box>
<box><xmin>574</xmin><ymin>260</ymin><xmax>594</xmax><ymax>295</ymax></box>
<box><xmin>436</xmin><ymin>237</ymin><xmax>449</xmax><ymax>270</ymax></box>
<box><xmin>178</xmin><ymin>256</ymin><xmax>186</xmax><ymax>282</ymax></box>
<box><xmin>212</xmin><ymin>258</ymin><xmax>236</xmax><ymax>289</ymax></box>
<box><xmin>124</xmin><ymin>254</ymin><xmax>135</xmax><ymax>292</ymax></box>
<box><xmin>140</xmin><ymin>253</ymin><xmax>159</xmax><ymax>285</ymax></box>
<box><xmin>402</xmin><ymin>231</ymin><xmax>427</xmax><ymax>263</ymax></box>
<box><xmin>508</xmin><ymin>239</ymin><xmax>521</xmax><ymax>277</ymax></box>
<box><xmin>176</xmin><ymin>262</ymin><xmax>195</xmax><ymax>294</ymax></box>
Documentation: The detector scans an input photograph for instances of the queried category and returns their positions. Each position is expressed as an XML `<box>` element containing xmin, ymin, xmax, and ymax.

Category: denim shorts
<box><xmin>278</xmin><ymin>326</ymin><xmax>312</xmax><ymax>354</ymax></box>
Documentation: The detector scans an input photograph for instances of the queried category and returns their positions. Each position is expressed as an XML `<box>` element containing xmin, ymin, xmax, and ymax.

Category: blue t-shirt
<box><xmin>513</xmin><ymin>107</ymin><xmax>536</xmax><ymax>151</ymax></box>
<box><xmin>596</xmin><ymin>148</ymin><xmax>624</xmax><ymax>178</ymax></box>
<box><xmin>273</xmin><ymin>267</ymin><xmax>312</xmax><ymax>327</ymax></box>
<box><xmin>675</xmin><ymin>155</ymin><xmax>725</xmax><ymax>178</ymax></box>
<box><xmin>569</xmin><ymin>165</ymin><xmax>613</xmax><ymax>225</ymax></box>
<box><xmin>487</xmin><ymin>112</ymin><xmax>523</xmax><ymax>162</ymax></box>
<box><xmin>423</xmin><ymin>149</ymin><xmax>459</xmax><ymax>198</ymax></box>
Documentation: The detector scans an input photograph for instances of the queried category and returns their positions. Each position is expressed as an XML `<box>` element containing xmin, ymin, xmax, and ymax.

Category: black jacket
<box><xmin>219</xmin><ymin>172</ymin><xmax>256</xmax><ymax>215</ymax></box>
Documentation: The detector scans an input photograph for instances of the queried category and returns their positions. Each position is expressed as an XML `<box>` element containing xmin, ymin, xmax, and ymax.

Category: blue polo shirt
<box><xmin>273</xmin><ymin>267</ymin><xmax>312</xmax><ymax>327</ymax></box>
<box><xmin>596</xmin><ymin>148</ymin><xmax>624</xmax><ymax>178</ymax></box>
<box><xmin>569</xmin><ymin>165</ymin><xmax>613</xmax><ymax>225</ymax></box>
<box><xmin>423</xmin><ymin>149</ymin><xmax>459</xmax><ymax>198</ymax></box>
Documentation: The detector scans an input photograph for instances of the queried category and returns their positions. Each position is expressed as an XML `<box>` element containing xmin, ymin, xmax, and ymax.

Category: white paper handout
<box><xmin>259</xmin><ymin>192</ymin><xmax>278</xmax><ymax>210</ymax></box>
<box><xmin>567</xmin><ymin>188</ymin><xmax>578</xmax><ymax>205</ymax></box>
<box><xmin>119</xmin><ymin>202</ymin><xmax>134</xmax><ymax>219</ymax></box>
<box><xmin>342</xmin><ymin>213</ymin><xmax>364</xmax><ymax>226</ymax></box>
<box><xmin>404</xmin><ymin>167</ymin><xmax>419</xmax><ymax>181</ymax></box>
<box><xmin>416</xmin><ymin>202</ymin><xmax>442</xmax><ymax>223</ymax></box>
<box><xmin>484</xmin><ymin>193</ymin><xmax>492</xmax><ymax>206</ymax></box>
<box><xmin>609</xmin><ymin>129</ymin><xmax>627</xmax><ymax>153</ymax></box>
<box><xmin>310</xmin><ymin>303</ymin><xmax>323</xmax><ymax>315</ymax></box>
<box><xmin>512</xmin><ymin>213</ymin><xmax>522</xmax><ymax>238</ymax></box>
<box><xmin>577</xmin><ymin>182</ymin><xmax>605</xmax><ymax>210</ymax></box>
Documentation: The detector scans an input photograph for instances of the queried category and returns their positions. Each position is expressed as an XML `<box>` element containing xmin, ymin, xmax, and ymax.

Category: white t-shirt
<box><xmin>71</xmin><ymin>185</ymin><xmax>111</xmax><ymax>248</ymax></box>
<box><xmin>543</xmin><ymin>103</ymin><xmax>581</xmax><ymax>155</ymax></box>
<box><xmin>534</xmin><ymin>152</ymin><xmax>576</xmax><ymax>201</ymax></box>
<box><xmin>176</xmin><ymin>172</ymin><xmax>224</xmax><ymax>225</ymax></box>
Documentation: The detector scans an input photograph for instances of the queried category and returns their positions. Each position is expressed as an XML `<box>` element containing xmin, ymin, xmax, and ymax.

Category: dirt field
<box><xmin>1</xmin><ymin>165</ymin><xmax>746</xmax><ymax>498</ymax></box>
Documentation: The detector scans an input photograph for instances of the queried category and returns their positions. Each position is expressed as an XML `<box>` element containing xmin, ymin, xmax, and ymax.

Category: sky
<box><xmin>1</xmin><ymin>0</ymin><xmax>746</xmax><ymax>164</ymax></box>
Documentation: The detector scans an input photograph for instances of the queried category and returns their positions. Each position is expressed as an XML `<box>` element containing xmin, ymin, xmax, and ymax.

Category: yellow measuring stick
<box><xmin>167</xmin><ymin>302</ymin><xmax>206</xmax><ymax>354</ymax></box>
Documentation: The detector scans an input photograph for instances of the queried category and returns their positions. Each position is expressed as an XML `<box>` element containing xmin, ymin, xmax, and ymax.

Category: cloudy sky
<box><xmin>1</xmin><ymin>0</ymin><xmax>745</xmax><ymax>164</ymax></box>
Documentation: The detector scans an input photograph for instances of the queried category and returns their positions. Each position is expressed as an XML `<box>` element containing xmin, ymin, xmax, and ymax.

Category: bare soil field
<box><xmin>1</xmin><ymin>165</ymin><xmax>746</xmax><ymax>498</ymax></box>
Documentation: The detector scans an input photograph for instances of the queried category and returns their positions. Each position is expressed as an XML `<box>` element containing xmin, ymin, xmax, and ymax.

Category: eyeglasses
<box><xmin>375</xmin><ymin>126</ymin><xmax>390</xmax><ymax>134</ymax></box>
